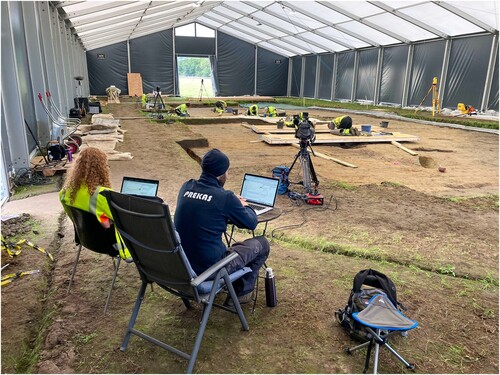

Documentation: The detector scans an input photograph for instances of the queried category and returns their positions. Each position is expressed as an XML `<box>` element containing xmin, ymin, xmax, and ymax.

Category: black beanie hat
<box><xmin>201</xmin><ymin>149</ymin><xmax>230</xmax><ymax>177</ymax></box>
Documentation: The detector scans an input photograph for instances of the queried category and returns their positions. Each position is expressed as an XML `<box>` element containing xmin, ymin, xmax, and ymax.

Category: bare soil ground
<box><xmin>1</xmin><ymin>101</ymin><xmax>498</xmax><ymax>374</ymax></box>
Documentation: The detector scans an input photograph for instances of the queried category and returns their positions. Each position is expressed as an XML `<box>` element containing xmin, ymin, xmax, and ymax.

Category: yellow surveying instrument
<box><xmin>415</xmin><ymin>77</ymin><xmax>441</xmax><ymax>116</ymax></box>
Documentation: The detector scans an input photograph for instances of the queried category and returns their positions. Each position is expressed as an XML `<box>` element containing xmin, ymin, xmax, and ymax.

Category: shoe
<box><xmin>350</xmin><ymin>127</ymin><xmax>360</xmax><ymax>136</ymax></box>
<box><xmin>224</xmin><ymin>292</ymin><xmax>254</xmax><ymax>307</ymax></box>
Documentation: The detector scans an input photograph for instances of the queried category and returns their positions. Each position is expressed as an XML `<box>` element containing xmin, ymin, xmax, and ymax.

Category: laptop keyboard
<box><xmin>247</xmin><ymin>203</ymin><xmax>264</xmax><ymax>211</ymax></box>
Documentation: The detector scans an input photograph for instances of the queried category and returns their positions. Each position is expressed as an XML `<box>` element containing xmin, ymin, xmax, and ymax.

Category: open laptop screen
<box><xmin>240</xmin><ymin>174</ymin><xmax>279</xmax><ymax>207</ymax></box>
<box><xmin>120</xmin><ymin>177</ymin><xmax>159</xmax><ymax>197</ymax></box>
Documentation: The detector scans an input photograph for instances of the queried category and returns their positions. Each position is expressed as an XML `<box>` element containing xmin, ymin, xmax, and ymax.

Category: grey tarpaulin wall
<box><xmin>287</xmin><ymin>33</ymin><xmax>498</xmax><ymax>111</ymax></box>
<box><xmin>290</xmin><ymin>56</ymin><xmax>302</xmax><ymax>97</ymax></box>
<box><xmin>175</xmin><ymin>35</ymin><xmax>215</xmax><ymax>55</ymax></box>
<box><xmin>335</xmin><ymin>51</ymin><xmax>355</xmax><ymax>100</ymax></box>
<box><xmin>443</xmin><ymin>34</ymin><xmax>493</xmax><ymax>109</ymax></box>
<box><xmin>256</xmin><ymin>48</ymin><xmax>288</xmax><ymax>96</ymax></box>
<box><xmin>489</xmin><ymin>56</ymin><xmax>499</xmax><ymax>110</ymax></box>
<box><xmin>9</xmin><ymin>1</ymin><xmax>36</xmax><ymax>152</ymax></box>
<box><xmin>407</xmin><ymin>40</ymin><xmax>445</xmax><ymax>107</ymax></box>
<box><xmin>87</xmin><ymin>42</ymin><xmax>128</xmax><ymax>95</ymax></box>
<box><xmin>380</xmin><ymin>45</ymin><xmax>409</xmax><ymax>105</ymax></box>
<box><xmin>130</xmin><ymin>29</ymin><xmax>174</xmax><ymax>95</ymax></box>
<box><xmin>318</xmin><ymin>54</ymin><xmax>334</xmax><ymax>100</ymax></box>
<box><xmin>356</xmin><ymin>48</ymin><xmax>378</xmax><ymax>102</ymax></box>
<box><xmin>303</xmin><ymin>55</ymin><xmax>317</xmax><ymax>98</ymax></box>
<box><xmin>216</xmin><ymin>31</ymin><xmax>254</xmax><ymax>96</ymax></box>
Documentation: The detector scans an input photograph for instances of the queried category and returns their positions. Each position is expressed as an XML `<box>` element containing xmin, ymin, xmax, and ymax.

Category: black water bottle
<box><xmin>265</xmin><ymin>267</ymin><xmax>277</xmax><ymax>307</ymax></box>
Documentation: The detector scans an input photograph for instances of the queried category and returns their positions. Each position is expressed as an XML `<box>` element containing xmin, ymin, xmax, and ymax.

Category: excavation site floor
<box><xmin>1</xmin><ymin>102</ymin><xmax>498</xmax><ymax>374</ymax></box>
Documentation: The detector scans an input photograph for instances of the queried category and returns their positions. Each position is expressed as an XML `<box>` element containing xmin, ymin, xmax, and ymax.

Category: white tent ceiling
<box><xmin>56</xmin><ymin>1</ymin><xmax>499</xmax><ymax>56</ymax></box>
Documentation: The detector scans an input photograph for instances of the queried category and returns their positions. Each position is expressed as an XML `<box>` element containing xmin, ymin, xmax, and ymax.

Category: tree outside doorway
<box><xmin>177</xmin><ymin>56</ymin><xmax>213</xmax><ymax>98</ymax></box>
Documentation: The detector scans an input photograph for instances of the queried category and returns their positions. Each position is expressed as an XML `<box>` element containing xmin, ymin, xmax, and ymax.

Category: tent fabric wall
<box><xmin>356</xmin><ymin>48</ymin><xmax>378</xmax><ymax>102</ymax></box>
<box><xmin>175</xmin><ymin>35</ymin><xmax>215</xmax><ymax>55</ymax></box>
<box><xmin>318</xmin><ymin>54</ymin><xmax>334</xmax><ymax>100</ymax></box>
<box><xmin>130</xmin><ymin>29</ymin><xmax>174</xmax><ymax>95</ymax></box>
<box><xmin>256</xmin><ymin>48</ymin><xmax>288</xmax><ymax>96</ymax></box>
<box><xmin>488</xmin><ymin>56</ymin><xmax>499</xmax><ymax>111</ymax></box>
<box><xmin>335</xmin><ymin>52</ymin><xmax>355</xmax><ymax>100</ymax></box>
<box><xmin>380</xmin><ymin>45</ymin><xmax>409</xmax><ymax>105</ymax></box>
<box><xmin>443</xmin><ymin>35</ymin><xmax>493</xmax><ymax>109</ymax></box>
<box><xmin>303</xmin><ymin>55</ymin><xmax>317</xmax><ymax>98</ymax></box>
<box><xmin>290</xmin><ymin>56</ymin><xmax>302</xmax><ymax>97</ymax></box>
<box><xmin>216</xmin><ymin>31</ymin><xmax>254</xmax><ymax>96</ymax></box>
<box><xmin>9</xmin><ymin>1</ymin><xmax>36</xmax><ymax>152</ymax></box>
<box><xmin>408</xmin><ymin>40</ymin><xmax>446</xmax><ymax>106</ymax></box>
<box><xmin>87</xmin><ymin>42</ymin><xmax>129</xmax><ymax>95</ymax></box>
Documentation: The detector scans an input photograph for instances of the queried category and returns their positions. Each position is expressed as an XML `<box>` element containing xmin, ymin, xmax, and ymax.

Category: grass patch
<box><xmin>14</xmin><ymin>293</ymin><xmax>57</xmax><ymax>373</ymax></box>
<box><xmin>275</xmin><ymin>97</ymin><xmax>498</xmax><ymax>130</ymax></box>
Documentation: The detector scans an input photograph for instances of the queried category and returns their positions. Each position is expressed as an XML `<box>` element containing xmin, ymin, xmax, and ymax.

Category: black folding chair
<box><xmin>101</xmin><ymin>190</ymin><xmax>251</xmax><ymax>374</ymax></box>
<box><xmin>346</xmin><ymin>293</ymin><xmax>418</xmax><ymax>374</ymax></box>
<box><xmin>64</xmin><ymin>206</ymin><xmax>121</xmax><ymax>315</ymax></box>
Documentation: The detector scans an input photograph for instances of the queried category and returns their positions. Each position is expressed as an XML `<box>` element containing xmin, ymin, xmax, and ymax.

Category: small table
<box><xmin>225</xmin><ymin>207</ymin><xmax>282</xmax><ymax>246</ymax></box>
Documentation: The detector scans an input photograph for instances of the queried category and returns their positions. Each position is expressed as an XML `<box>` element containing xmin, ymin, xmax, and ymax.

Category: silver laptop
<box><xmin>120</xmin><ymin>176</ymin><xmax>159</xmax><ymax>198</ymax></box>
<box><xmin>240</xmin><ymin>174</ymin><xmax>279</xmax><ymax>215</ymax></box>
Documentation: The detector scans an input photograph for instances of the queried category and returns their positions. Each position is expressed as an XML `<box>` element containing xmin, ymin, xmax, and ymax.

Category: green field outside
<box><xmin>179</xmin><ymin>76</ymin><xmax>213</xmax><ymax>98</ymax></box>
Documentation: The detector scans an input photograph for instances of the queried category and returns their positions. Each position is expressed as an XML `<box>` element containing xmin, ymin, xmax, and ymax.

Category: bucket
<box><xmin>232</xmin><ymin>109</ymin><xmax>238</xmax><ymax>115</ymax></box>
<box><xmin>380</xmin><ymin>121</ymin><xmax>389</xmax><ymax>128</ymax></box>
<box><xmin>328</xmin><ymin>121</ymin><xmax>335</xmax><ymax>130</ymax></box>
<box><xmin>361</xmin><ymin>125</ymin><xmax>372</xmax><ymax>133</ymax></box>
<box><xmin>277</xmin><ymin>121</ymin><xmax>284</xmax><ymax>129</ymax></box>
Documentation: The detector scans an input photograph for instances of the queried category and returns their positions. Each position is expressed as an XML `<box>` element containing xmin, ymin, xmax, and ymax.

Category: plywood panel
<box><xmin>261</xmin><ymin>132</ymin><xmax>419</xmax><ymax>145</ymax></box>
<box><xmin>127</xmin><ymin>73</ymin><xmax>143</xmax><ymax>97</ymax></box>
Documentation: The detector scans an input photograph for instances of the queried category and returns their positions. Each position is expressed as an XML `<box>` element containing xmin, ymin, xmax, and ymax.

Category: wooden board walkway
<box><xmin>261</xmin><ymin>131</ymin><xmax>419</xmax><ymax>145</ymax></box>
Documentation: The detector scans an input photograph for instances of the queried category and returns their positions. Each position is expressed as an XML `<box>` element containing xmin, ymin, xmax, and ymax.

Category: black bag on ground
<box><xmin>335</xmin><ymin>269</ymin><xmax>405</xmax><ymax>342</ymax></box>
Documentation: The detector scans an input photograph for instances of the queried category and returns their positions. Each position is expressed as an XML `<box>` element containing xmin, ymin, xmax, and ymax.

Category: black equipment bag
<box><xmin>335</xmin><ymin>269</ymin><xmax>405</xmax><ymax>342</ymax></box>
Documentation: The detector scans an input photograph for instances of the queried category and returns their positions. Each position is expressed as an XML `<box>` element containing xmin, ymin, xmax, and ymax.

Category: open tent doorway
<box><xmin>177</xmin><ymin>56</ymin><xmax>214</xmax><ymax>99</ymax></box>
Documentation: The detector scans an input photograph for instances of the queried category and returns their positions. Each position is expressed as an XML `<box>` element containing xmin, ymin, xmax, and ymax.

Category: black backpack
<box><xmin>335</xmin><ymin>269</ymin><xmax>405</xmax><ymax>342</ymax></box>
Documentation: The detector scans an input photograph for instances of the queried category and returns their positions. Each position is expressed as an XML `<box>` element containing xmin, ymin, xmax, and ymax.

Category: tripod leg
<box><xmin>307</xmin><ymin>153</ymin><xmax>320</xmax><ymax>193</ymax></box>
<box><xmin>301</xmin><ymin>153</ymin><xmax>312</xmax><ymax>193</ymax></box>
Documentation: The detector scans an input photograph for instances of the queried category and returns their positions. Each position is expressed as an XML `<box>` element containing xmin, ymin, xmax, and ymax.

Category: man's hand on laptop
<box><xmin>237</xmin><ymin>195</ymin><xmax>249</xmax><ymax>207</ymax></box>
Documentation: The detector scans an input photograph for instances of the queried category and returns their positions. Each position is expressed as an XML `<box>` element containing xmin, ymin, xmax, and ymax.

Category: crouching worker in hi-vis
<box><xmin>247</xmin><ymin>104</ymin><xmax>259</xmax><ymax>116</ymax></box>
<box><xmin>175</xmin><ymin>103</ymin><xmax>191</xmax><ymax>117</ymax></box>
<box><xmin>59</xmin><ymin>147</ymin><xmax>132</xmax><ymax>263</ymax></box>
<box><xmin>329</xmin><ymin>115</ymin><xmax>360</xmax><ymax>136</ymax></box>
<box><xmin>214</xmin><ymin>100</ymin><xmax>227</xmax><ymax>115</ymax></box>
<box><xmin>174</xmin><ymin>149</ymin><xmax>270</xmax><ymax>306</ymax></box>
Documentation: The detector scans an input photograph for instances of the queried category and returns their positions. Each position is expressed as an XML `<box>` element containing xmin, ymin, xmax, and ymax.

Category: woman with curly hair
<box><xmin>59</xmin><ymin>147</ymin><xmax>132</xmax><ymax>262</ymax></box>
<box><xmin>59</xmin><ymin>147</ymin><xmax>113</xmax><ymax>227</ymax></box>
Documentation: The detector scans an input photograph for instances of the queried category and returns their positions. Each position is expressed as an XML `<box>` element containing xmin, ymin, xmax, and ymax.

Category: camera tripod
<box><xmin>289</xmin><ymin>139</ymin><xmax>320</xmax><ymax>195</ymax></box>
<box><xmin>198</xmin><ymin>79</ymin><xmax>210</xmax><ymax>101</ymax></box>
<box><xmin>151</xmin><ymin>87</ymin><xmax>166</xmax><ymax>119</ymax></box>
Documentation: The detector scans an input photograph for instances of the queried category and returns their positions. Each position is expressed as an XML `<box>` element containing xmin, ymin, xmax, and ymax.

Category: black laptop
<box><xmin>120</xmin><ymin>176</ymin><xmax>159</xmax><ymax>199</ymax></box>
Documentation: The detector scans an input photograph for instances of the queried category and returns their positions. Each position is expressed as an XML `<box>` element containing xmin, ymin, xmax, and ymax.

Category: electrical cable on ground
<box><xmin>269</xmin><ymin>192</ymin><xmax>337</xmax><ymax>241</ymax></box>
<box><xmin>13</xmin><ymin>168</ymin><xmax>53</xmax><ymax>187</ymax></box>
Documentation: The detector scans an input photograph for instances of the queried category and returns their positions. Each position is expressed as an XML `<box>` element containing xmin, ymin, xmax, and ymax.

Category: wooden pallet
<box><xmin>261</xmin><ymin>131</ymin><xmax>419</xmax><ymax>145</ymax></box>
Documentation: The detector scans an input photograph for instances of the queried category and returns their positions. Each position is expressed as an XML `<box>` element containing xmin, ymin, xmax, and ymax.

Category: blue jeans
<box><xmin>225</xmin><ymin>236</ymin><xmax>270</xmax><ymax>296</ymax></box>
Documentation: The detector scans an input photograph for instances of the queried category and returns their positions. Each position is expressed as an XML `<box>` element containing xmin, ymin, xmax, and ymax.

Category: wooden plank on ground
<box><xmin>391</xmin><ymin>141</ymin><xmax>418</xmax><ymax>156</ymax></box>
<box><xmin>250</xmin><ymin>123</ymin><xmax>387</xmax><ymax>134</ymax></box>
<box><xmin>262</xmin><ymin>132</ymin><xmax>419</xmax><ymax>145</ymax></box>
<box><xmin>291</xmin><ymin>144</ymin><xmax>357</xmax><ymax>168</ymax></box>
<box><xmin>127</xmin><ymin>73</ymin><xmax>143</xmax><ymax>97</ymax></box>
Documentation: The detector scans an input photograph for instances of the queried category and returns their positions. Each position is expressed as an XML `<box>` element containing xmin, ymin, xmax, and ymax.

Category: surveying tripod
<box><xmin>198</xmin><ymin>79</ymin><xmax>210</xmax><ymax>101</ymax></box>
<box><xmin>152</xmin><ymin>86</ymin><xmax>166</xmax><ymax>110</ymax></box>
<box><xmin>416</xmin><ymin>77</ymin><xmax>441</xmax><ymax>116</ymax></box>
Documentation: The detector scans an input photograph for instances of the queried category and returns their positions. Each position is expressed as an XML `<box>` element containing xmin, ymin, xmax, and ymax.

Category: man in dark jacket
<box><xmin>174</xmin><ymin>149</ymin><xmax>270</xmax><ymax>304</ymax></box>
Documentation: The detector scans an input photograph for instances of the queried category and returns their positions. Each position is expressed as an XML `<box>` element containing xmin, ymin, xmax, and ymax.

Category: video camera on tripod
<box><xmin>294</xmin><ymin>112</ymin><xmax>315</xmax><ymax>144</ymax></box>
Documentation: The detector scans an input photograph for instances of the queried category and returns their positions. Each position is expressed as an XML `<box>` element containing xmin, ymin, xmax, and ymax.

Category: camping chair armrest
<box><xmin>191</xmin><ymin>252</ymin><xmax>239</xmax><ymax>287</ymax></box>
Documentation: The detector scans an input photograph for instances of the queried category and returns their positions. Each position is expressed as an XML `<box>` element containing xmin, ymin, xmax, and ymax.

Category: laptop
<box><xmin>120</xmin><ymin>176</ymin><xmax>159</xmax><ymax>198</ymax></box>
<box><xmin>240</xmin><ymin>174</ymin><xmax>279</xmax><ymax>215</ymax></box>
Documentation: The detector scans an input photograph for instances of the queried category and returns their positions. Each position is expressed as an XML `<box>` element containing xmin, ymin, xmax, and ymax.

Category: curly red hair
<box><xmin>63</xmin><ymin>147</ymin><xmax>111</xmax><ymax>204</ymax></box>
